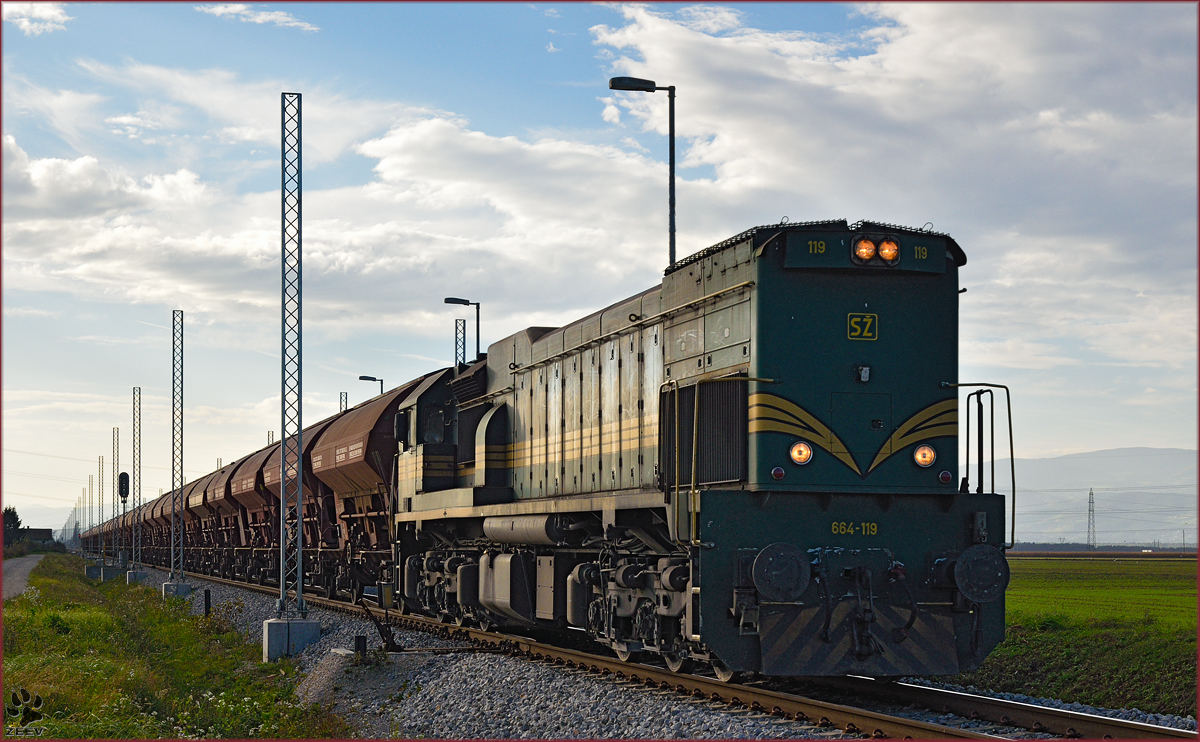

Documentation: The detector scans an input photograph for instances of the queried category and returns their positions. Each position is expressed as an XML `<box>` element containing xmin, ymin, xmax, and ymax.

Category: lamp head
<box><xmin>358</xmin><ymin>375</ymin><xmax>377</xmax><ymax>382</ymax></box>
<box><xmin>444</xmin><ymin>297</ymin><xmax>471</xmax><ymax>306</ymax></box>
<box><xmin>609</xmin><ymin>76</ymin><xmax>657</xmax><ymax>92</ymax></box>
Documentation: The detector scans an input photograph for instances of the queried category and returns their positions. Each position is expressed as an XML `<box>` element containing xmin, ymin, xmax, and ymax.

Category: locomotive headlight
<box><xmin>789</xmin><ymin>441</ymin><xmax>813</xmax><ymax>465</ymax></box>
<box><xmin>854</xmin><ymin>239</ymin><xmax>876</xmax><ymax>261</ymax></box>
<box><xmin>913</xmin><ymin>444</ymin><xmax>936</xmax><ymax>467</ymax></box>
<box><xmin>879</xmin><ymin>239</ymin><xmax>899</xmax><ymax>262</ymax></box>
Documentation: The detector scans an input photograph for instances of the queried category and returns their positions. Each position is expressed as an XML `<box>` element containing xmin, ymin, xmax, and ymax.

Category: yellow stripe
<box><xmin>749</xmin><ymin>394</ymin><xmax>860</xmax><ymax>475</ymax></box>
<box><xmin>867</xmin><ymin>400</ymin><xmax>958</xmax><ymax>473</ymax></box>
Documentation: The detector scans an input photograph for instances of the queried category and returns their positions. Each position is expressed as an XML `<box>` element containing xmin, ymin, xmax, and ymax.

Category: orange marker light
<box><xmin>879</xmin><ymin>239</ymin><xmax>899</xmax><ymax>262</ymax></box>
<box><xmin>913</xmin><ymin>444</ymin><xmax>936</xmax><ymax>468</ymax></box>
<box><xmin>855</xmin><ymin>239</ymin><xmax>876</xmax><ymax>260</ymax></box>
<box><xmin>790</xmin><ymin>441</ymin><xmax>813</xmax><ymax>465</ymax></box>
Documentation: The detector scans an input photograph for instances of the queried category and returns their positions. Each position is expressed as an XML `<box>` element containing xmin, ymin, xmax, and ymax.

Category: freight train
<box><xmin>83</xmin><ymin>219</ymin><xmax>1013</xmax><ymax>679</ymax></box>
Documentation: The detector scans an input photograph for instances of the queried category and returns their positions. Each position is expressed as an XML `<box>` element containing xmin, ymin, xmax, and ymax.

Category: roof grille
<box><xmin>664</xmin><ymin>218</ymin><xmax>954</xmax><ymax>274</ymax></box>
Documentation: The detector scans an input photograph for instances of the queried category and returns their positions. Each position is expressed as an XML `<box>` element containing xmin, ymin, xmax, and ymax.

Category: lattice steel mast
<box><xmin>455</xmin><ymin>318</ymin><xmax>467</xmax><ymax>367</ymax></box>
<box><xmin>278</xmin><ymin>91</ymin><xmax>307</xmax><ymax>618</ymax></box>
<box><xmin>112</xmin><ymin>427</ymin><xmax>119</xmax><ymax>561</ymax></box>
<box><xmin>98</xmin><ymin>456</ymin><xmax>105</xmax><ymax>561</ymax></box>
<box><xmin>170</xmin><ymin>310</ymin><xmax>185</xmax><ymax>581</ymax></box>
<box><xmin>133</xmin><ymin>387</ymin><xmax>142</xmax><ymax>570</ymax></box>
<box><xmin>339</xmin><ymin>392</ymin><xmax>348</xmax><ymax>413</ymax></box>
<box><xmin>1086</xmin><ymin>488</ymin><xmax>1096</xmax><ymax>550</ymax></box>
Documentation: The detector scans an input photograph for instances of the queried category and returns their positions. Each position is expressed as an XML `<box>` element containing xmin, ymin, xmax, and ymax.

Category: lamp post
<box><xmin>358</xmin><ymin>375</ymin><xmax>383</xmax><ymax>397</ymax></box>
<box><xmin>609</xmin><ymin>76</ymin><xmax>675</xmax><ymax>267</ymax></box>
<box><xmin>444</xmin><ymin>297</ymin><xmax>481</xmax><ymax>360</ymax></box>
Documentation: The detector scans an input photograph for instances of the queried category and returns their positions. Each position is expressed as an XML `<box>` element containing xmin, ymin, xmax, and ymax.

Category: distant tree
<box><xmin>3</xmin><ymin>506</ymin><xmax>21</xmax><ymax>544</ymax></box>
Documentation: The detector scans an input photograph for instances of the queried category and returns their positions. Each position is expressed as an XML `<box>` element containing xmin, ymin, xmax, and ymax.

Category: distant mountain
<box><xmin>13</xmin><ymin>503</ymin><xmax>79</xmax><ymax>534</ymax></box>
<box><xmin>966</xmin><ymin>448</ymin><xmax>1197</xmax><ymax>547</ymax></box>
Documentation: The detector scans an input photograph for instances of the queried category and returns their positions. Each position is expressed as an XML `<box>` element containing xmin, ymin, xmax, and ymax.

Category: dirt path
<box><xmin>3</xmin><ymin>554</ymin><xmax>45</xmax><ymax>601</ymax></box>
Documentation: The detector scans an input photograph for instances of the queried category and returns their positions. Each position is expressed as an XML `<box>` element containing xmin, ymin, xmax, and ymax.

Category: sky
<box><xmin>2</xmin><ymin>2</ymin><xmax>1196</xmax><ymax>534</ymax></box>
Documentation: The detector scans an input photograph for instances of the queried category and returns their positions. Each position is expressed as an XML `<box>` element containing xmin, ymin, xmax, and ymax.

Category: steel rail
<box><xmin>171</xmin><ymin>569</ymin><xmax>996</xmax><ymax>740</ymax></box>
<box><xmin>821</xmin><ymin>676</ymin><xmax>1196</xmax><ymax>740</ymax></box>
<box><xmin>167</xmin><ymin>568</ymin><xmax>1194</xmax><ymax>740</ymax></box>
<box><xmin>465</xmin><ymin>635</ymin><xmax>1004</xmax><ymax>740</ymax></box>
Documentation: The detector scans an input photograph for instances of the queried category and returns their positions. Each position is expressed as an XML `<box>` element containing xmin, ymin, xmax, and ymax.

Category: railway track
<box><xmin>171</xmin><ymin>568</ymin><xmax>1196</xmax><ymax>740</ymax></box>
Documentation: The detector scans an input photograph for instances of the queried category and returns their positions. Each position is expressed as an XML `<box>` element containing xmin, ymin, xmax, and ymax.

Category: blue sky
<box><xmin>2</xmin><ymin>3</ymin><xmax>1196</xmax><ymax>535</ymax></box>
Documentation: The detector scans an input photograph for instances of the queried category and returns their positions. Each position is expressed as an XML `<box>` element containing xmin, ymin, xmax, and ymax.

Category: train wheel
<box><xmin>664</xmin><ymin>654</ymin><xmax>693</xmax><ymax>674</ymax></box>
<box><xmin>454</xmin><ymin>614</ymin><xmax>469</xmax><ymax>628</ymax></box>
<box><xmin>613</xmin><ymin>646</ymin><xmax>639</xmax><ymax>663</ymax></box>
<box><xmin>712</xmin><ymin>660</ymin><xmax>742</xmax><ymax>684</ymax></box>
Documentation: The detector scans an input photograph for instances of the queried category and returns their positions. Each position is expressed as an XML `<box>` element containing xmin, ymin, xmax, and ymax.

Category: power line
<box><xmin>1019</xmin><ymin>507</ymin><xmax>1196</xmax><ymax>515</ymax></box>
<box><xmin>1015</xmin><ymin>484</ymin><xmax>1197</xmax><ymax>493</ymax></box>
<box><xmin>0</xmin><ymin>489</ymin><xmax>83</xmax><ymax>503</ymax></box>
<box><xmin>3</xmin><ymin>450</ymin><xmax>211</xmax><ymax>476</ymax></box>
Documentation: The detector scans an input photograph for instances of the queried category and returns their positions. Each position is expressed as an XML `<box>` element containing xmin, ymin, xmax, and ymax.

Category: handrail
<box><xmin>963</xmin><ymin>389</ymin><xmax>995</xmax><ymax>495</ymax></box>
<box><xmin>659</xmin><ymin>379</ymin><xmax>682</xmax><ymax>546</ymax></box>
<box><xmin>941</xmin><ymin>382</ymin><xmax>1016</xmax><ymax>550</ymax></box>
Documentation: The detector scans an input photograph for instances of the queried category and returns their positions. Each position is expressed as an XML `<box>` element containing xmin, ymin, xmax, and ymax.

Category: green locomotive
<box><xmin>394</xmin><ymin>218</ymin><xmax>1011</xmax><ymax>678</ymax></box>
<box><xmin>88</xmin><ymin>217</ymin><xmax>1011</xmax><ymax>679</ymax></box>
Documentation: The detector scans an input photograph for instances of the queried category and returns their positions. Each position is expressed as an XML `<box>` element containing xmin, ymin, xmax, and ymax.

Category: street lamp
<box><xmin>609</xmin><ymin>76</ymin><xmax>676</xmax><ymax>267</ymax></box>
<box><xmin>358</xmin><ymin>375</ymin><xmax>383</xmax><ymax>396</ymax></box>
<box><xmin>444</xmin><ymin>297</ymin><xmax>481</xmax><ymax>360</ymax></box>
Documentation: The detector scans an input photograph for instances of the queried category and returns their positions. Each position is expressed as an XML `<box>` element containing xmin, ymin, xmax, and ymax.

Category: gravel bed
<box><xmin>137</xmin><ymin>569</ymin><xmax>1194</xmax><ymax>737</ymax></box>
<box><xmin>141</xmin><ymin>568</ymin><xmax>464</xmax><ymax>675</ymax></box>
<box><xmin>139</xmin><ymin>569</ymin><xmax>838</xmax><ymax>738</ymax></box>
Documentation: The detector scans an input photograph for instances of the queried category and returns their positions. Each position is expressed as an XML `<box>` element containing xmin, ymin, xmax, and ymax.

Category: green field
<box><xmin>1005</xmin><ymin>557</ymin><xmax>1197</xmax><ymax>629</ymax></box>
<box><xmin>951</xmin><ymin>557</ymin><xmax>1197</xmax><ymax>717</ymax></box>
<box><xmin>2</xmin><ymin>554</ymin><xmax>350</xmax><ymax>739</ymax></box>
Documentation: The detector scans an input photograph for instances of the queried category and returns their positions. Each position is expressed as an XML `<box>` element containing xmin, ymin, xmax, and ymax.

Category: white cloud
<box><xmin>600</xmin><ymin>96</ymin><xmax>621</xmax><ymax>125</ymax></box>
<box><xmin>620</xmin><ymin>137</ymin><xmax>647</xmax><ymax>153</ymax></box>
<box><xmin>1</xmin><ymin>4</ymin><xmax>1195</xmax><ymax>466</ymax></box>
<box><xmin>590</xmin><ymin>4</ymin><xmax>1196</xmax><ymax>375</ymax></box>
<box><xmin>76</xmin><ymin>60</ymin><xmax>412</xmax><ymax>163</ymax></box>
<box><xmin>2</xmin><ymin>2</ymin><xmax>72</xmax><ymax>35</ymax></box>
<box><xmin>194</xmin><ymin>4</ymin><xmax>318</xmax><ymax>32</ymax></box>
<box><xmin>104</xmin><ymin>111</ymin><xmax>164</xmax><ymax>139</ymax></box>
<box><xmin>3</xmin><ymin>77</ymin><xmax>107</xmax><ymax>147</ymax></box>
<box><xmin>2</xmin><ymin>136</ymin><xmax>211</xmax><ymax>219</ymax></box>
<box><xmin>2</xmin><ymin>99</ymin><xmax>678</xmax><ymax>345</ymax></box>
<box><xmin>675</xmin><ymin>5</ymin><xmax>743</xmax><ymax>33</ymax></box>
<box><xmin>546</xmin><ymin>42</ymin><xmax>560</xmax><ymax>53</ymax></box>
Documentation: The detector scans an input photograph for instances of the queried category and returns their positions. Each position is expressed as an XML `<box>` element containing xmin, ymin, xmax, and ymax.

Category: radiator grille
<box><xmin>659</xmin><ymin>380</ymin><xmax>747</xmax><ymax>488</ymax></box>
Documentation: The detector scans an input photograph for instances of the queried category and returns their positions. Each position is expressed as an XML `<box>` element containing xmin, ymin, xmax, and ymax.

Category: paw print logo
<box><xmin>5</xmin><ymin>687</ymin><xmax>44</xmax><ymax>728</ymax></box>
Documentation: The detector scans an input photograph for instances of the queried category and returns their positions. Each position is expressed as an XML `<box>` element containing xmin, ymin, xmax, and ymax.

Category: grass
<box><xmin>950</xmin><ymin>557</ymin><xmax>1197</xmax><ymax>717</ymax></box>
<box><xmin>1005</xmin><ymin>557</ymin><xmax>1196</xmax><ymax>629</ymax></box>
<box><xmin>2</xmin><ymin>553</ymin><xmax>352</xmax><ymax>739</ymax></box>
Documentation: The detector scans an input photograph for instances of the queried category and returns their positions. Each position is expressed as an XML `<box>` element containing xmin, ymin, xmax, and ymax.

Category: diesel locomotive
<box><xmin>83</xmin><ymin>218</ymin><xmax>1013</xmax><ymax>679</ymax></box>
